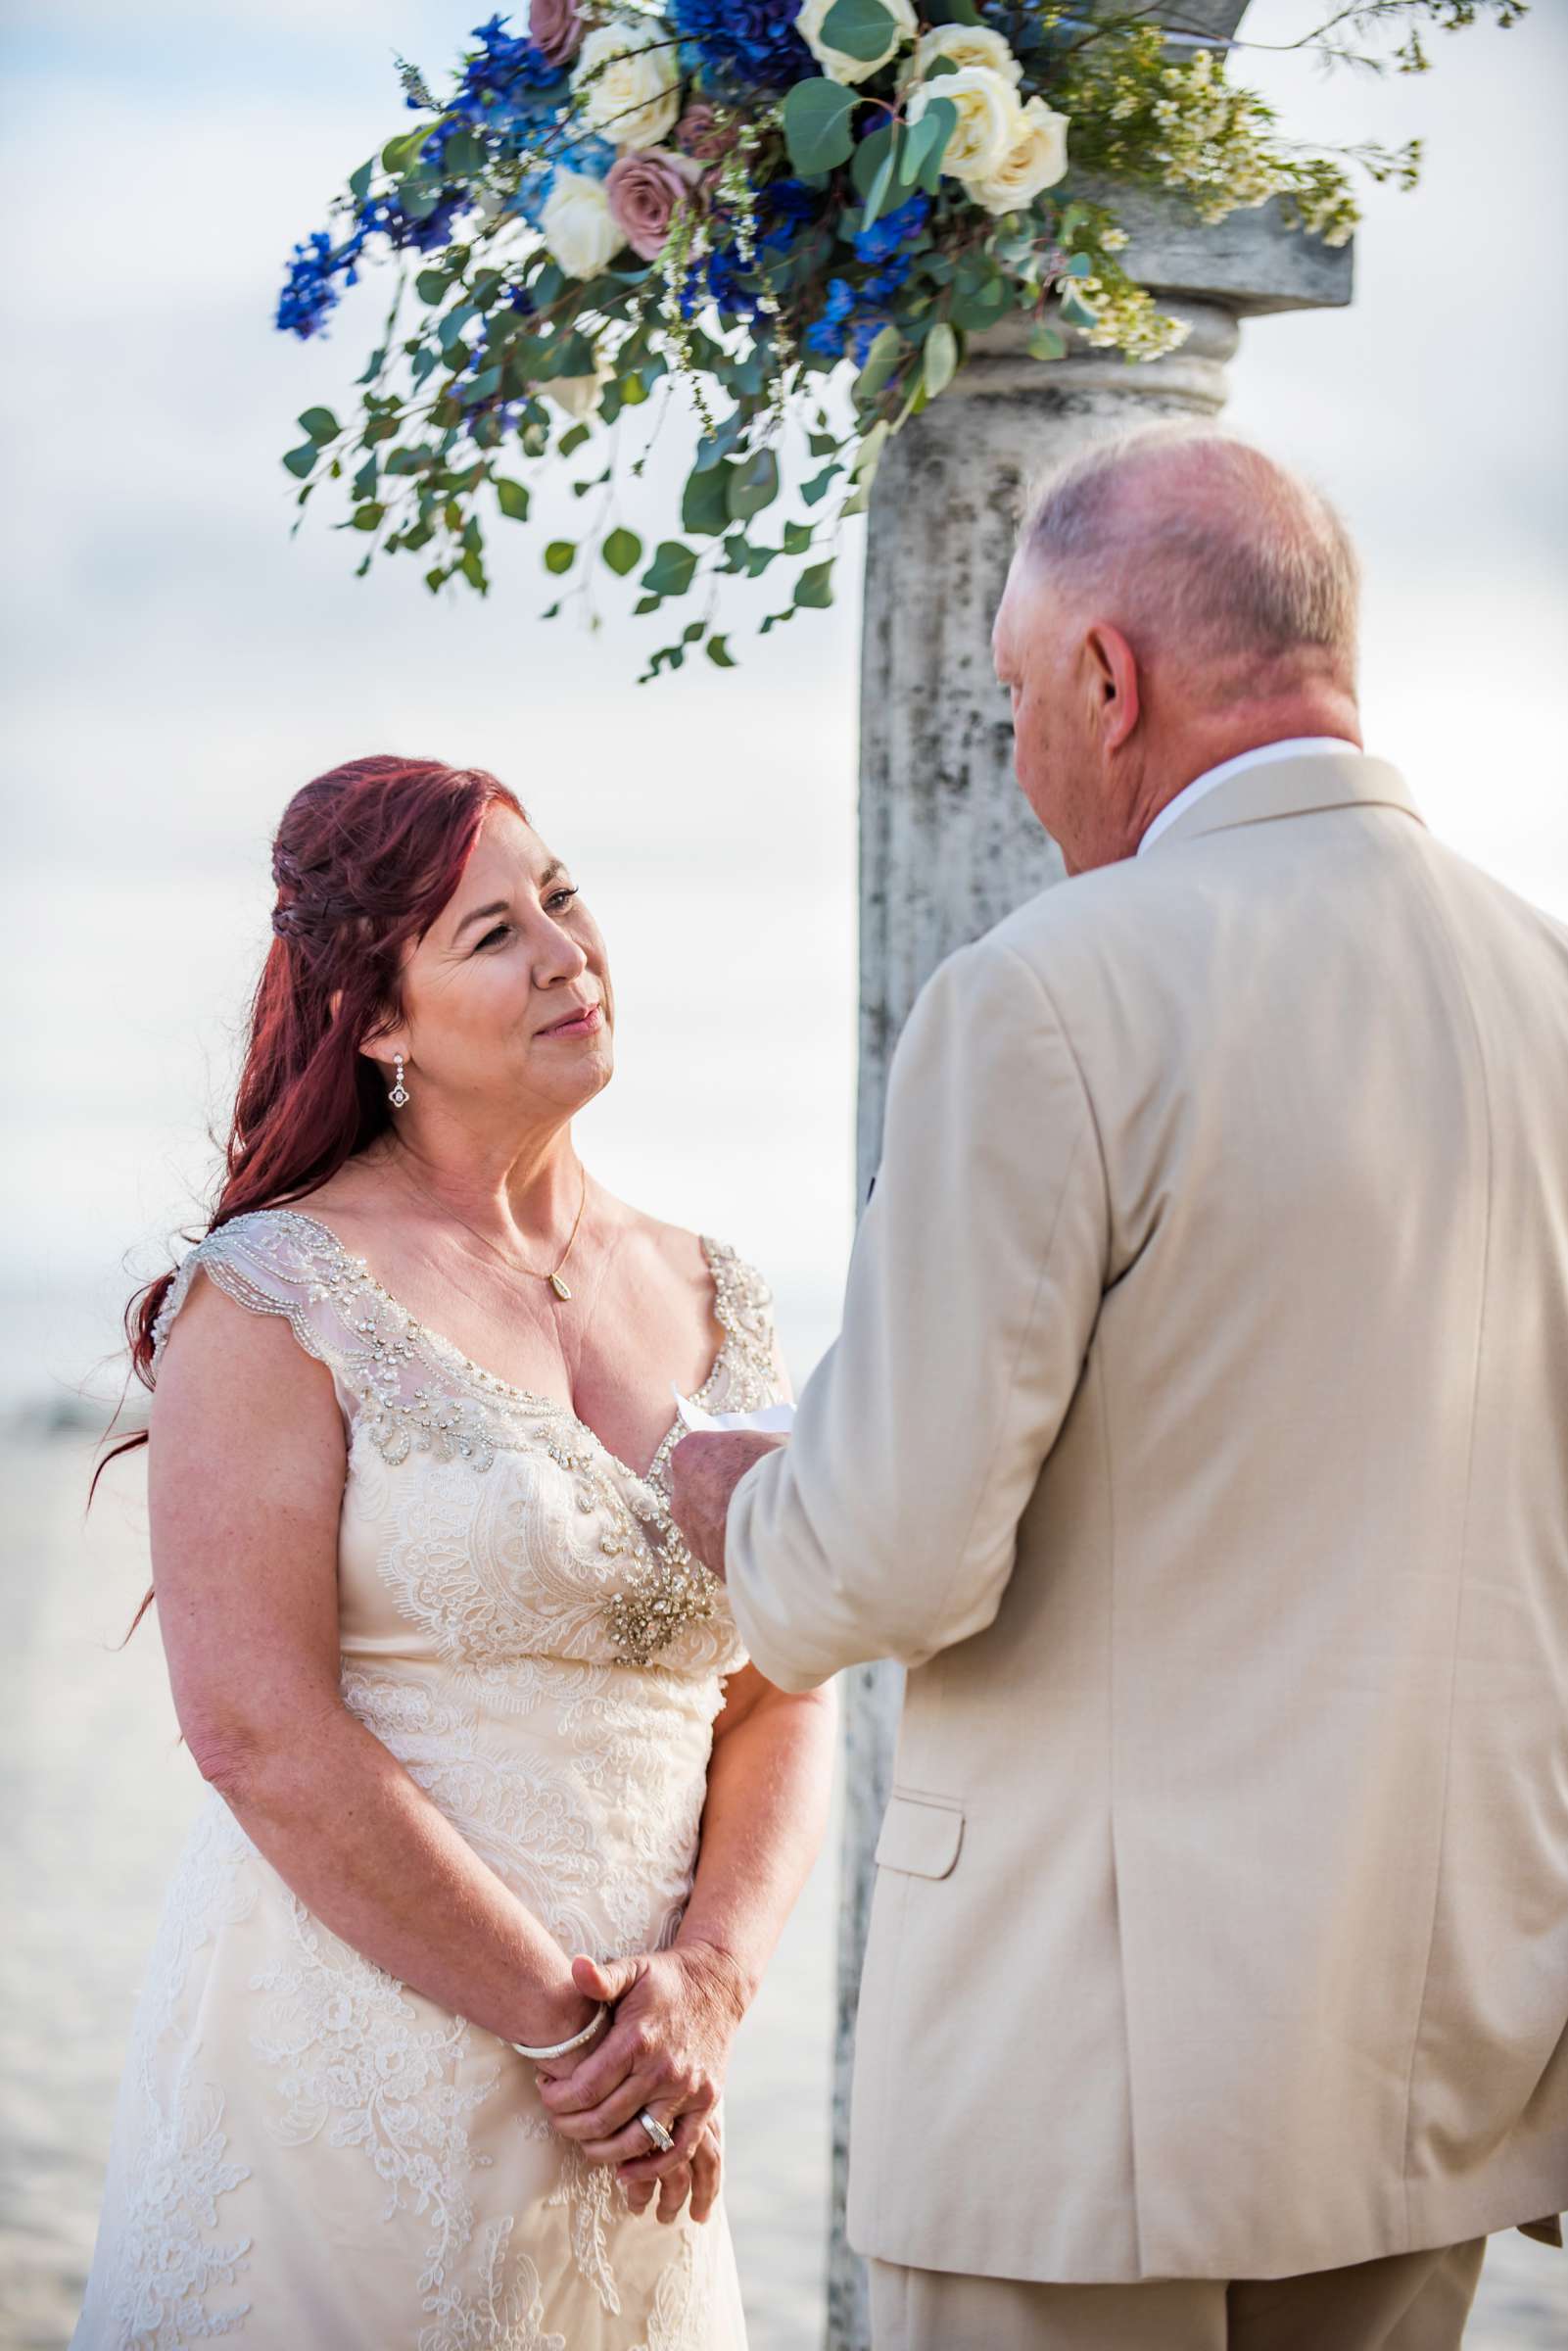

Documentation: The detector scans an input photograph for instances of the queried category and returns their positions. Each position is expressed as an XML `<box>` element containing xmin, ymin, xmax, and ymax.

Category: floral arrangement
<box><xmin>277</xmin><ymin>1</ymin><xmax>1524</xmax><ymax>681</ymax></box>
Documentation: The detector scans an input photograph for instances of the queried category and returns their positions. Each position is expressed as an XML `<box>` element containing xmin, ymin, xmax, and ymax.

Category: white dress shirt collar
<box><xmin>1136</xmin><ymin>739</ymin><xmax>1363</xmax><ymax>858</ymax></box>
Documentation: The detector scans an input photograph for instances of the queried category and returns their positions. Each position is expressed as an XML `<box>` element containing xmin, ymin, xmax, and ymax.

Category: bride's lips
<box><xmin>536</xmin><ymin>1001</ymin><xmax>603</xmax><ymax>1040</ymax></box>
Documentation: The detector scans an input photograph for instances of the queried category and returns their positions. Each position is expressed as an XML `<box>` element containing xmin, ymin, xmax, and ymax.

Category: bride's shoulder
<box><xmin>623</xmin><ymin>1209</ymin><xmax>772</xmax><ymax>1308</ymax></box>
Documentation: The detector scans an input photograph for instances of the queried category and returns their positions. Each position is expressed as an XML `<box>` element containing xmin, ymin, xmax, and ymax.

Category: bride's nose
<box><xmin>534</xmin><ymin>923</ymin><xmax>589</xmax><ymax>987</ymax></box>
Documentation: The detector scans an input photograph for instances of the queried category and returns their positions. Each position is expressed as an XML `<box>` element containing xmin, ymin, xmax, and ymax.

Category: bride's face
<box><xmin>383</xmin><ymin>806</ymin><xmax>614</xmax><ymax>1122</ymax></box>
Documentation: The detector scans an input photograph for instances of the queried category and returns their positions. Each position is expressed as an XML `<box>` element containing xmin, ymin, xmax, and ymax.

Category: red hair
<box><xmin>97</xmin><ymin>755</ymin><xmax>524</xmax><ymax>1550</ymax></box>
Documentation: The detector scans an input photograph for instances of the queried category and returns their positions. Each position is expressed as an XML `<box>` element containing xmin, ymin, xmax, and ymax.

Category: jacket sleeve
<box><xmin>725</xmin><ymin>935</ymin><xmax>1109</xmax><ymax>1693</ymax></box>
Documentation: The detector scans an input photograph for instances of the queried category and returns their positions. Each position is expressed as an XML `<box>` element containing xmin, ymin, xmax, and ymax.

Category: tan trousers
<box><xmin>868</xmin><ymin>2237</ymin><xmax>1488</xmax><ymax>2350</ymax></box>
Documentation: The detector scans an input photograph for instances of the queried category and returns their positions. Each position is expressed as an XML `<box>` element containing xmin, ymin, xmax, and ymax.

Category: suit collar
<box><xmin>1141</xmin><ymin>749</ymin><xmax>1424</xmax><ymax>855</ymax></box>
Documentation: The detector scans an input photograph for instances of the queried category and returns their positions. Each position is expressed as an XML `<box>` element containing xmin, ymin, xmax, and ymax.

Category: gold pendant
<box><xmin>548</xmin><ymin>1271</ymin><xmax>573</xmax><ymax>1302</ymax></box>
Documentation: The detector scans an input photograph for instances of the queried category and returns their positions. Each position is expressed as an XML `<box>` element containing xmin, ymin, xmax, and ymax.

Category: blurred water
<box><xmin>1</xmin><ymin>1430</ymin><xmax>1562</xmax><ymax>2350</ymax></box>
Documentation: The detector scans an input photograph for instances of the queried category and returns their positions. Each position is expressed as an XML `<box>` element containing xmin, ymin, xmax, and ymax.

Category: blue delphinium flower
<box><xmin>804</xmin><ymin>276</ymin><xmax>857</xmax><ymax>356</ymax></box>
<box><xmin>670</xmin><ymin>0</ymin><xmax>813</xmax><ymax>92</ymax></box>
<box><xmin>457</xmin><ymin>13</ymin><xmax>564</xmax><ymax>109</ymax></box>
<box><xmin>804</xmin><ymin>253</ymin><xmax>914</xmax><ymax>362</ymax></box>
<box><xmin>276</xmin><ymin>232</ymin><xmax>342</xmax><ymax>339</ymax></box>
<box><xmin>853</xmin><ymin>193</ymin><xmax>928</xmax><ymax>267</ymax></box>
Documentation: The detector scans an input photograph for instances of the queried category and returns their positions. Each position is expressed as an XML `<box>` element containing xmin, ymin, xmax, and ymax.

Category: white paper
<box><xmin>672</xmin><ymin>1384</ymin><xmax>796</xmax><ymax>1437</ymax></box>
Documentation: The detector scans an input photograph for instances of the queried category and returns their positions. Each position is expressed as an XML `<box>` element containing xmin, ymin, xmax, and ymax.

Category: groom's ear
<box><xmin>1084</xmin><ymin>621</ymin><xmax>1140</xmax><ymax>752</ymax></box>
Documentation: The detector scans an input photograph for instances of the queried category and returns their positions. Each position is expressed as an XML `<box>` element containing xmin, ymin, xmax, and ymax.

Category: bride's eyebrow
<box><xmin>451</xmin><ymin>898</ymin><xmax>510</xmax><ymax>943</ymax></box>
<box><xmin>450</xmin><ymin>866</ymin><xmax>569</xmax><ymax>944</ymax></box>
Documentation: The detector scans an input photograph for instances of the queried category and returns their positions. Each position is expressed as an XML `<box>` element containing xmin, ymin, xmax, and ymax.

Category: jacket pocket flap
<box><xmin>874</xmin><ymin>1793</ymin><xmax>964</xmax><ymax>1880</ymax></box>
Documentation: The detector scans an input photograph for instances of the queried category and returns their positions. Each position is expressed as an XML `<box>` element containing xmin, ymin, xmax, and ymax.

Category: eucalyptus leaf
<box><xmin>706</xmin><ymin>635</ymin><xmax>736</xmax><ymax>669</ymax></box>
<box><xmin>853</xmin><ymin>324</ymin><xmax>903</xmax><ymax>408</ymax></box>
<box><xmin>793</xmin><ymin>560</ymin><xmax>835</xmax><ymax>609</ymax></box>
<box><xmin>850</xmin><ymin>124</ymin><xmax>894</xmax><ymax>203</ymax></box>
<box><xmin>602</xmin><ymin>527</ymin><xmax>642</xmax><ymax>576</ymax></box>
<box><xmin>298</xmin><ymin>407</ymin><xmax>342</xmax><ymax>445</ymax></box>
<box><xmin>282</xmin><ymin>443</ymin><xmax>317</xmax><ymax>481</ymax></box>
<box><xmin>728</xmin><ymin>448</ymin><xmax>780</xmax><ymax>523</ymax></box>
<box><xmin>783</xmin><ymin>78</ymin><xmax>859</xmax><ymax>176</ymax></box>
<box><xmin>641</xmin><ymin>540</ymin><xmax>698</xmax><ymax>597</ymax></box>
<box><xmin>544</xmin><ymin>540</ymin><xmax>576</xmax><ymax>574</ymax></box>
<box><xmin>859</xmin><ymin>140</ymin><xmax>899</xmax><ymax>234</ymax></box>
<box><xmin>682</xmin><ymin>462</ymin><xmax>735</xmax><ymax>537</ymax></box>
<box><xmin>495</xmin><ymin>477</ymin><xmax>531</xmax><ymax>520</ymax></box>
<box><xmin>910</xmin><ymin>96</ymin><xmax>957</xmax><ymax>194</ymax></box>
<box><xmin>820</xmin><ymin>0</ymin><xmax>897</xmax><ymax>64</ymax></box>
<box><xmin>924</xmin><ymin>320</ymin><xmax>958</xmax><ymax>399</ymax></box>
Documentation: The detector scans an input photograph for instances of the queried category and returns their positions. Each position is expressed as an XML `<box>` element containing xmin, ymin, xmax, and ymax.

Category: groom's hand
<box><xmin>668</xmin><ymin>1431</ymin><xmax>784</xmax><ymax>1580</ymax></box>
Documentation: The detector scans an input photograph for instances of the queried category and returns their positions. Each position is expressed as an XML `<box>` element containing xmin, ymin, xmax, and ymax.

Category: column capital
<box><xmin>1100</xmin><ymin>183</ymin><xmax>1354</xmax><ymax>316</ymax></box>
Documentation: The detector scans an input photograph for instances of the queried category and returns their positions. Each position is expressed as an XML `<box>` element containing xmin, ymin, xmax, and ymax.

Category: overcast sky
<box><xmin>2</xmin><ymin>0</ymin><xmax>1563</xmax><ymax>1411</ymax></box>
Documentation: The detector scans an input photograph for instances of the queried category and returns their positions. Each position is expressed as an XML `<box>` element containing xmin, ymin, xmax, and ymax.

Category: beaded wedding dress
<box><xmin>73</xmin><ymin>1208</ymin><xmax>783</xmax><ymax>2351</ymax></box>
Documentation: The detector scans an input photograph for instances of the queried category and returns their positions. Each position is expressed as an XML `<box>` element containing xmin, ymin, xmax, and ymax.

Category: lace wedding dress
<box><xmin>73</xmin><ymin>1208</ymin><xmax>782</xmax><ymax>2351</ymax></box>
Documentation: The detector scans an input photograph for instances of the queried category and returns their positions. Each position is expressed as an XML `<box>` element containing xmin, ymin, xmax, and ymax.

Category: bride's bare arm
<box><xmin>149</xmin><ymin>1276</ymin><xmax>596</xmax><ymax>2057</ymax></box>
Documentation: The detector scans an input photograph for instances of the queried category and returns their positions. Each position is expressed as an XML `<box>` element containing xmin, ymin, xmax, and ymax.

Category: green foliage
<box><xmin>783</xmin><ymin>77</ymin><xmax>859</xmax><ymax>174</ymax></box>
<box><xmin>277</xmin><ymin>0</ymin><xmax>1518</xmax><ymax>680</ymax></box>
<box><xmin>820</xmin><ymin>0</ymin><xmax>898</xmax><ymax>64</ymax></box>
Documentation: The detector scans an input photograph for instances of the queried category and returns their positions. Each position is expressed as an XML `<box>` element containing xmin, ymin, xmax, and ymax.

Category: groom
<box><xmin>670</xmin><ymin>430</ymin><xmax>1568</xmax><ymax>2349</ymax></box>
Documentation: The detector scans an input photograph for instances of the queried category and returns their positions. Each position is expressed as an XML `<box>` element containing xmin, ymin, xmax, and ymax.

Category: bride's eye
<box><xmin>546</xmin><ymin>886</ymin><xmax>580</xmax><ymax>914</ymax></box>
<box><xmin>474</xmin><ymin>923</ymin><xmax>512</xmax><ymax>952</ymax></box>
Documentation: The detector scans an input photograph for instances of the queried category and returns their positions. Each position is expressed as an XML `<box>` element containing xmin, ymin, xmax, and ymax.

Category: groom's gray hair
<box><xmin>1022</xmin><ymin>428</ymin><xmax>1360</xmax><ymax>694</ymax></box>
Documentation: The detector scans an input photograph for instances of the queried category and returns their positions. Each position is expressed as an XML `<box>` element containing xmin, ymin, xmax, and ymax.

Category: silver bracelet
<box><xmin>508</xmin><ymin>2002</ymin><xmax>608</xmax><ymax>2063</ymax></box>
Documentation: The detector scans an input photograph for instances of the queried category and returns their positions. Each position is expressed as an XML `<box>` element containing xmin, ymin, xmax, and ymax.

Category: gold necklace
<box><xmin>398</xmin><ymin>1159</ymin><xmax>590</xmax><ymax>1304</ymax></box>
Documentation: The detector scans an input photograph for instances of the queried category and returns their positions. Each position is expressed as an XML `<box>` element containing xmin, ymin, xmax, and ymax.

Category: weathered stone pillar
<box><xmin>831</xmin><ymin>77</ymin><xmax>1354</xmax><ymax>2348</ymax></box>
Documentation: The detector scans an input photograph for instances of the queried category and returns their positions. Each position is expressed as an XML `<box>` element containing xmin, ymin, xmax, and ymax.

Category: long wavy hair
<box><xmin>97</xmin><ymin>755</ymin><xmax>525</xmax><ymax>1609</ymax></box>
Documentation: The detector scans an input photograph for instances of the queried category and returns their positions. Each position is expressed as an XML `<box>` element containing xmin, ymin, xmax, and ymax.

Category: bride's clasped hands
<box><xmin>537</xmin><ymin>1941</ymin><xmax>752</xmax><ymax>2226</ymax></box>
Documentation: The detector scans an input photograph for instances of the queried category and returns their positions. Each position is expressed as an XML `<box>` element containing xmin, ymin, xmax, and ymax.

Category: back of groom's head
<box><xmin>1023</xmin><ymin>428</ymin><xmax>1360</xmax><ymax>698</ymax></box>
<box><xmin>994</xmin><ymin>429</ymin><xmax>1364</xmax><ymax>873</ymax></box>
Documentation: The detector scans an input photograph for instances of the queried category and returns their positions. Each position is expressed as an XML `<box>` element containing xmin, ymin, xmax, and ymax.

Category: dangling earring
<box><xmin>389</xmin><ymin>1054</ymin><xmax>409</xmax><ymax>1110</ymax></box>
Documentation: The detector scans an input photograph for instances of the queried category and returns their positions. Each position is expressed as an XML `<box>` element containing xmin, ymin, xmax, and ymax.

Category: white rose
<box><xmin>571</xmin><ymin>18</ymin><xmax>682</xmax><ymax>151</ymax></box>
<box><xmin>541</xmin><ymin>169</ymin><xmax>623</xmax><ymax>279</ymax></box>
<box><xmin>907</xmin><ymin>65</ymin><xmax>1021</xmax><ymax>186</ymax></box>
<box><xmin>796</xmin><ymin>0</ymin><xmax>916</xmax><ymax>86</ymax></box>
<box><xmin>913</xmin><ymin>24</ymin><xmax>1022</xmax><ymax>88</ymax></box>
<box><xmin>968</xmin><ymin>97</ymin><xmax>1070</xmax><ymax>216</ymax></box>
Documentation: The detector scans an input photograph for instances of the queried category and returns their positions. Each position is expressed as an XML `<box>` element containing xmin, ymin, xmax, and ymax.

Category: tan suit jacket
<box><xmin>726</xmin><ymin>751</ymin><xmax>1568</xmax><ymax>2283</ymax></box>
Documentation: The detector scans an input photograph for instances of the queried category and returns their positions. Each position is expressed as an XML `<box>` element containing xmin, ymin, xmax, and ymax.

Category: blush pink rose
<box><xmin>605</xmin><ymin>149</ymin><xmax>703</xmax><ymax>262</ymax></box>
<box><xmin>675</xmin><ymin>103</ymin><xmax>739</xmax><ymax>164</ymax></box>
<box><xmin>530</xmin><ymin>0</ymin><xmax>584</xmax><ymax>70</ymax></box>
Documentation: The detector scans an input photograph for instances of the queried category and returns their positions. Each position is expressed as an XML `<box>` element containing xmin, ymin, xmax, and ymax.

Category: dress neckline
<box><xmin>270</xmin><ymin>1207</ymin><xmax>733</xmax><ymax>1494</ymax></box>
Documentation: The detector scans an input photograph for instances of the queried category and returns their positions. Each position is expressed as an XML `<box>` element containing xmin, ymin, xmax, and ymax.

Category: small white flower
<box><xmin>571</xmin><ymin>17</ymin><xmax>682</xmax><ymax>151</ymax></box>
<box><xmin>912</xmin><ymin>23</ymin><xmax>1022</xmax><ymax>89</ymax></box>
<box><xmin>907</xmin><ymin>64</ymin><xmax>1022</xmax><ymax>186</ymax></box>
<box><xmin>795</xmin><ymin>0</ymin><xmax>917</xmax><ymax>87</ymax></box>
<box><xmin>968</xmin><ymin>97</ymin><xmax>1070</xmax><ymax>216</ymax></box>
<box><xmin>541</xmin><ymin>168</ymin><xmax>623</xmax><ymax>279</ymax></box>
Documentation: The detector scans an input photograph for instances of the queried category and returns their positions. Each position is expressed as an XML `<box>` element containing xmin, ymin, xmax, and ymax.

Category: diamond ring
<box><xmin>636</xmin><ymin>2108</ymin><xmax>675</xmax><ymax>2154</ymax></box>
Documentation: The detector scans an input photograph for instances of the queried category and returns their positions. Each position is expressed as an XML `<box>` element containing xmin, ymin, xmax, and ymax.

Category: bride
<box><xmin>74</xmin><ymin>753</ymin><xmax>834</xmax><ymax>2350</ymax></box>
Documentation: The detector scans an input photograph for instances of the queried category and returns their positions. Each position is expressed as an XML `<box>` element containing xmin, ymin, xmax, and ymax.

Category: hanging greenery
<box><xmin>276</xmin><ymin>3</ymin><xmax>1525</xmax><ymax>681</ymax></box>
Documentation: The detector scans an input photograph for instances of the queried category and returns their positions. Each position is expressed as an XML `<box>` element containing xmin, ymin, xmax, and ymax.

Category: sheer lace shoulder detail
<box><xmin>151</xmin><ymin>1209</ymin><xmax>502</xmax><ymax>1469</ymax></box>
<box><xmin>641</xmin><ymin>1239</ymin><xmax>782</xmax><ymax>1499</ymax></box>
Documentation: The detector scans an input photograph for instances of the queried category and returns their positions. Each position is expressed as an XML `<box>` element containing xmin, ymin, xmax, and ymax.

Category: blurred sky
<box><xmin>2</xmin><ymin>0</ymin><xmax>1564</xmax><ymax>1414</ymax></box>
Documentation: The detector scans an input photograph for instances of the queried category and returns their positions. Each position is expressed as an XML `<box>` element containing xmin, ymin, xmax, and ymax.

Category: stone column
<box><xmin>830</xmin><ymin>147</ymin><xmax>1354</xmax><ymax>2351</ymax></box>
